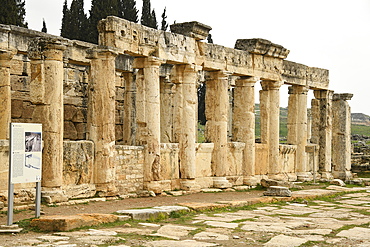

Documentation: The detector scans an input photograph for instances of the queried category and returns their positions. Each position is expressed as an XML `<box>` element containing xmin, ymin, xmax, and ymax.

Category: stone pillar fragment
<box><xmin>287</xmin><ymin>85</ymin><xmax>309</xmax><ymax>179</ymax></box>
<box><xmin>233</xmin><ymin>76</ymin><xmax>258</xmax><ymax>185</ymax></box>
<box><xmin>0</xmin><ymin>49</ymin><xmax>16</xmax><ymax>140</ymax></box>
<box><xmin>87</xmin><ymin>48</ymin><xmax>117</xmax><ymax>195</ymax></box>
<box><xmin>173</xmin><ymin>64</ymin><xmax>200</xmax><ymax>190</ymax></box>
<box><xmin>133</xmin><ymin>57</ymin><xmax>163</xmax><ymax>186</ymax></box>
<box><xmin>332</xmin><ymin>93</ymin><xmax>353</xmax><ymax>180</ymax></box>
<box><xmin>312</xmin><ymin>90</ymin><xmax>333</xmax><ymax>179</ymax></box>
<box><xmin>260</xmin><ymin>80</ymin><xmax>283</xmax><ymax>179</ymax></box>
<box><xmin>28</xmin><ymin>39</ymin><xmax>65</xmax><ymax>191</ymax></box>
<box><xmin>206</xmin><ymin>71</ymin><xmax>232</xmax><ymax>188</ymax></box>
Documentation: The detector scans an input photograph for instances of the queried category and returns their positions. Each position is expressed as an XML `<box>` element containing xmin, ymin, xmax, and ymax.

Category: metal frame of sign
<box><xmin>8</xmin><ymin>123</ymin><xmax>42</xmax><ymax>226</ymax></box>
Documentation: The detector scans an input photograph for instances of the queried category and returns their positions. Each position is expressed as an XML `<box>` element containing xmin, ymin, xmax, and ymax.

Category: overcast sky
<box><xmin>25</xmin><ymin>0</ymin><xmax>370</xmax><ymax>115</ymax></box>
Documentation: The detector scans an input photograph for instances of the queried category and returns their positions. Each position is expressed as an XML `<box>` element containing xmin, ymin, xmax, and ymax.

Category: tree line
<box><xmin>61</xmin><ymin>0</ymin><xmax>168</xmax><ymax>44</ymax></box>
<box><xmin>0</xmin><ymin>0</ymin><xmax>168</xmax><ymax>44</ymax></box>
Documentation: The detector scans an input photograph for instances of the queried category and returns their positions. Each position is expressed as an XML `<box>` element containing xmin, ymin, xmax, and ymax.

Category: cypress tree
<box><xmin>141</xmin><ymin>0</ymin><xmax>157</xmax><ymax>29</ymax></box>
<box><xmin>61</xmin><ymin>0</ymin><xmax>70</xmax><ymax>37</ymax></box>
<box><xmin>120</xmin><ymin>0</ymin><xmax>138</xmax><ymax>23</ymax></box>
<box><xmin>42</xmin><ymin>19</ymin><xmax>47</xmax><ymax>33</ymax></box>
<box><xmin>161</xmin><ymin>7</ymin><xmax>168</xmax><ymax>31</ymax></box>
<box><xmin>0</xmin><ymin>0</ymin><xmax>28</xmax><ymax>27</ymax></box>
<box><xmin>150</xmin><ymin>9</ymin><xmax>157</xmax><ymax>29</ymax></box>
<box><xmin>69</xmin><ymin>0</ymin><xmax>88</xmax><ymax>41</ymax></box>
<box><xmin>87</xmin><ymin>0</ymin><xmax>119</xmax><ymax>44</ymax></box>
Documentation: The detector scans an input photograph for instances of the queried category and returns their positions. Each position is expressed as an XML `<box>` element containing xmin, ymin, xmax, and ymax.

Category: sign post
<box><xmin>8</xmin><ymin>123</ymin><xmax>42</xmax><ymax>226</ymax></box>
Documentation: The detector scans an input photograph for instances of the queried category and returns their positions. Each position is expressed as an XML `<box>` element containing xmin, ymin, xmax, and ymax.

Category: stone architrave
<box><xmin>311</xmin><ymin>90</ymin><xmax>333</xmax><ymax>179</ymax></box>
<box><xmin>87</xmin><ymin>47</ymin><xmax>118</xmax><ymax>195</ymax></box>
<box><xmin>287</xmin><ymin>85</ymin><xmax>309</xmax><ymax>179</ymax></box>
<box><xmin>332</xmin><ymin>93</ymin><xmax>353</xmax><ymax>180</ymax></box>
<box><xmin>0</xmin><ymin>49</ymin><xmax>16</xmax><ymax>140</ymax></box>
<box><xmin>260</xmin><ymin>80</ymin><xmax>283</xmax><ymax>178</ymax></box>
<box><xmin>172</xmin><ymin>64</ymin><xmax>200</xmax><ymax>185</ymax></box>
<box><xmin>233</xmin><ymin>76</ymin><xmax>258</xmax><ymax>185</ymax></box>
<box><xmin>205</xmin><ymin>71</ymin><xmax>232</xmax><ymax>188</ymax></box>
<box><xmin>133</xmin><ymin>57</ymin><xmax>164</xmax><ymax>183</ymax></box>
<box><xmin>28</xmin><ymin>38</ymin><xmax>66</xmax><ymax>189</ymax></box>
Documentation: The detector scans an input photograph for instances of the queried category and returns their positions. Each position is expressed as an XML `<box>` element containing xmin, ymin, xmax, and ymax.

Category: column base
<box><xmin>180</xmin><ymin>179</ymin><xmax>201</xmax><ymax>191</ymax></box>
<box><xmin>41</xmin><ymin>188</ymin><xmax>68</xmax><ymax>203</ymax></box>
<box><xmin>95</xmin><ymin>183</ymin><xmax>119</xmax><ymax>197</ymax></box>
<box><xmin>332</xmin><ymin>171</ymin><xmax>353</xmax><ymax>181</ymax></box>
<box><xmin>296</xmin><ymin>172</ymin><xmax>313</xmax><ymax>182</ymax></box>
<box><xmin>145</xmin><ymin>180</ymin><xmax>172</xmax><ymax>194</ymax></box>
<box><xmin>268</xmin><ymin>174</ymin><xmax>289</xmax><ymax>181</ymax></box>
<box><xmin>212</xmin><ymin>177</ymin><xmax>232</xmax><ymax>189</ymax></box>
<box><xmin>320</xmin><ymin>172</ymin><xmax>334</xmax><ymax>181</ymax></box>
<box><xmin>243</xmin><ymin>176</ymin><xmax>259</xmax><ymax>186</ymax></box>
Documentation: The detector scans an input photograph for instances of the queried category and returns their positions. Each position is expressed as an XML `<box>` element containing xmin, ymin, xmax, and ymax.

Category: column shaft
<box><xmin>312</xmin><ymin>90</ymin><xmax>333</xmax><ymax>179</ymax></box>
<box><xmin>173</xmin><ymin>65</ymin><xmax>199</xmax><ymax>179</ymax></box>
<box><xmin>206</xmin><ymin>71</ymin><xmax>229</xmax><ymax>177</ymax></box>
<box><xmin>0</xmin><ymin>49</ymin><xmax>15</xmax><ymax>139</ymax></box>
<box><xmin>29</xmin><ymin>41</ymin><xmax>65</xmax><ymax>188</ymax></box>
<box><xmin>122</xmin><ymin>72</ymin><xmax>136</xmax><ymax>145</ymax></box>
<box><xmin>332</xmin><ymin>93</ymin><xmax>353</xmax><ymax>179</ymax></box>
<box><xmin>233</xmin><ymin>77</ymin><xmax>257</xmax><ymax>180</ymax></box>
<box><xmin>87</xmin><ymin>48</ymin><xmax>117</xmax><ymax>194</ymax></box>
<box><xmin>287</xmin><ymin>85</ymin><xmax>308</xmax><ymax>174</ymax></box>
<box><xmin>134</xmin><ymin>57</ymin><xmax>163</xmax><ymax>182</ymax></box>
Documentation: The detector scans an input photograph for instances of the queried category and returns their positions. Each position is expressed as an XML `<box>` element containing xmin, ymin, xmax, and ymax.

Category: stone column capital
<box><xmin>314</xmin><ymin>89</ymin><xmax>334</xmax><ymax>100</ymax></box>
<box><xmin>28</xmin><ymin>37</ymin><xmax>66</xmax><ymax>60</ymax></box>
<box><xmin>0</xmin><ymin>48</ymin><xmax>17</xmax><ymax>67</ymax></box>
<box><xmin>235</xmin><ymin>76</ymin><xmax>259</xmax><ymax>87</ymax></box>
<box><xmin>133</xmin><ymin>56</ymin><xmax>165</xmax><ymax>69</ymax></box>
<box><xmin>208</xmin><ymin>70</ymin><xmax>232</xmax><ymax>81</ymax></box>
<box><xmin>288</xmin><ymin>85</ymin><xmax>309</xmax><ymax>95</ymax></box>
<box><xmin>87</xmin><ymin>47</ymin><xmax>118</xmax><ymax>60</ymax></box>
<box><xmin>333</xmin><ymin>93</ymin><xmax>353</xmax><ymax>101</ymax></box>
<box><xmin>261</xmin><ymin>80</ymin><xmax>283</xmax><ymax>90</ymax></box>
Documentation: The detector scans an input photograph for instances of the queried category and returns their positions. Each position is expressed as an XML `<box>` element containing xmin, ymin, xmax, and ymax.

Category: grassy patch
<box><xmin>357</xmin><ymin>171</ymin><xmax>370</xmax><ymax>178</ymax></box>
<box><xmin>352</xmin><ymin>124</ymin><xmax>370</xmax><ymax>136</ymax></box>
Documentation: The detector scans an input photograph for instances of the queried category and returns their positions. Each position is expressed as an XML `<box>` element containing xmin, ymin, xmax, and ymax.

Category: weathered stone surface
<box><xmin>30</xmin><ymin>213</ymin><xmax>119</xmax><ymax>231</ymax></box>
<box><xmin>261</xmin><ymin>178</ymin><xmax>289</xmax><ymax>188</ymax></box>
<box><xmin>152</xmin><ymin>224</ymin><xmax>196</xmax><ymax>240</ymax></box>
<box><xmin>170</xmin><ymin>21</ymin><xmax>211</xmax><ymax>40</ymax></box>
<box><xmin>193</xmin><ymin>231</ymin><xmax>229</xmax><ymax>241</ymax></box>
<box><xmin>263</xmin><ymin>186</ymin><xmax>292</xmax><ymax>197</ymax></box>
<box><xmin>144</xmin><ymin>240</ymin><xmax>218</xmax><ymax>247</ymax></box>
<box><xmin>235</xmin><ymin>38</ymin><xmax>289</xmax><ymax>59</ymax></box>
<box><xmin>116</xmin><ymin>206</ymin><xmax>190</xmax><ymax>220</ymax></box>
<box><xmin>337</xmin><ymin>227</ymin><xmax>370</xmax><ymax>240</ymax></box>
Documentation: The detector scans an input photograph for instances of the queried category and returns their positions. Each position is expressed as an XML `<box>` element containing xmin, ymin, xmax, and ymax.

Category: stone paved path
<box><xmin>1</xmin><ymin>186</ymin><xmax>370</xmax><ymax>246</ymax></box>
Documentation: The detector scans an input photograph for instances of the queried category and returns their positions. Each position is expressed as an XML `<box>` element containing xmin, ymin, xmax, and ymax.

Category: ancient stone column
<box><xmin>287</xmin><ymin>85</ymin><xmax>309</xmax><ymax>179</ymax></box>
<box><xmin>160</xmin><ymin>76</ymin><xmax>175</xmax><ymax>143</ymax></box>
<box><xmin>87</xmin><ymin>48</ymin><xmax>117</xmax><ymax>195</ymax></box>
<box><xmin>0</xmin><ymin>49</ymin><xmax>16</xmax><ymax>140</ymax></box>
<box><xmin>133</xmin><ymin>57</ymin><xmax>163</xmax><ymax>187</ymax></box>
<box><xmin>260</xmin><ymin>80</ymin><xmax>283</xmax><ymax>179</ymax></box>
<box><xmin>233</xmin><ymin>76</ymin><xmax>258</xmax><ymax>185</ymax></box>
<box><xmin>206</xmin><ymin>71</ymin><xmax>232</xmax><ymax>188</ymax></box>
<box><xmin>172</xmin><ymin>64</ymin><xmax>200</xmax><ymax>190</ymax></box>
<box><xmin>311</xmin><ymin>90</ymin><xmax>333</xmax><ymax>179</ymax></box>
<box><xmin>28</xmin><ymin>38</ymin><xmax>65</xmax><ymax>191</ymax></box>
<box><xmin>332</xmin><ymin>93</ymin><xmax>353</xmax><ymax>180</ymax></box>
<box><xmin>122</xmin><ymin>72</ymin><xmax>136</xmax><ymax>145</ymax></box>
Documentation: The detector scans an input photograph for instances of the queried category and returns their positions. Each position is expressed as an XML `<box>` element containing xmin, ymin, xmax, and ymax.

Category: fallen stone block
<box><xmin>116</xmin><ymin>206</ymin><xmax>190</xmax><ymax>220</ymax></box>
<box><xmin>177</xmin><ymin>202</ymin><xmax>228</xmax><ymax>211</ymax></box>
<box><xmin>261</xmin><ymin>178</ymin><xmax>290</xmax><ymax>188</ymax></box>
<box><xmin>263</xmin><ymin>186</ymin><xmax>292</xmax><ymax>197</ymax></box>
<box><xmin>330</xmin><ymin>179</ymin><xmax>346</xmax><ymax>186</ymax></box>
<box><xmin>30</xmin><ymin>213</ymin><xmax>119</xmax><ymax>232</ymax></box>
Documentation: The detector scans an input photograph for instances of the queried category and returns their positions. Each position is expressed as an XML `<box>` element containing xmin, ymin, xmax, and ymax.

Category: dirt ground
<box><xmin>0</xmin><ymin>189</ymin><xmax>266</xmax><ymax>226</ymax></box>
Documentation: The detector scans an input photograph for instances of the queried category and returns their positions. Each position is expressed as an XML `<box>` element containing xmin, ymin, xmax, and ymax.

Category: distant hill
<box><xmin>352</xmin><ymin>113</ymin><xmax>370</xmax><ymax>126</ymax></box>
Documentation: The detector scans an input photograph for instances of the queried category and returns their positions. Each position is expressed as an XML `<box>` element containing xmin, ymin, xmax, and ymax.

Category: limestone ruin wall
<box><xmin>0</xmin><ymin>16</ymin><xmax>353</xmax><ymax>203</ymax></box>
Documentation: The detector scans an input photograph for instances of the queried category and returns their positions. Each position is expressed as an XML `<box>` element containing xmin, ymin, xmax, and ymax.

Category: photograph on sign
<box><xmin>10</xmin><ymin>123</ymin><xmax>42</xmax><ymax>184</ymax></box>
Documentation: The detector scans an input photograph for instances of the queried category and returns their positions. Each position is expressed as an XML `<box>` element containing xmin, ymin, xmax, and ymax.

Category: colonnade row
<box><xmin>0</xmin><ymin>41</ymin><xmax>353</xmax><ymax>194</ymax></box>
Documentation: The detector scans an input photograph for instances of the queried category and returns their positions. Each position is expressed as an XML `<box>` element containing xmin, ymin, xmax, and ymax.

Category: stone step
<box><xmin>116</xmin><ymin>206</ymin><xmax>190</xmax><ymax>220</ymax></box>
<box><xmin>30</xmin><ymin>213</ymin><xmax>119</xmax><ymax>232</ymax></box>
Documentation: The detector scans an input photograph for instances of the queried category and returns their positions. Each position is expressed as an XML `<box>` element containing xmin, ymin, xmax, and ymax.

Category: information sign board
<box><xmin>10</xmin><ymin>123</ymin><xmax>42</xmax><ymax>184</ymax></box>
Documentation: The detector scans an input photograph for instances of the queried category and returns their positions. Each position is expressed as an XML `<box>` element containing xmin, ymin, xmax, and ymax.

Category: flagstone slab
<box><xmin>264</xmin><ymin>234</ymin><xmax>307</xmax><ymax>246</ymax></box>
<box><xmin>203</xmin><ymin>221</ymin><xmax>239</xmax><ymax>229</ymax></box>
<box><xmin>151</xmin><ymin>224</ymin><xmax>197</xmax><ymax>240</ymax></box>
<box><xmin>144</xmin><ymin>239</ymin><xmax>218</xmax><ymax>247</ymax></box>
<box><xmin>337</xmin><ymin>227</ymin><xmax>370</xmax><ymax>240</ymax></box>
<box><xmin>193</xmin><ymin>231</ymin><xmax>229</xmax><ymax>240</ymax></box>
